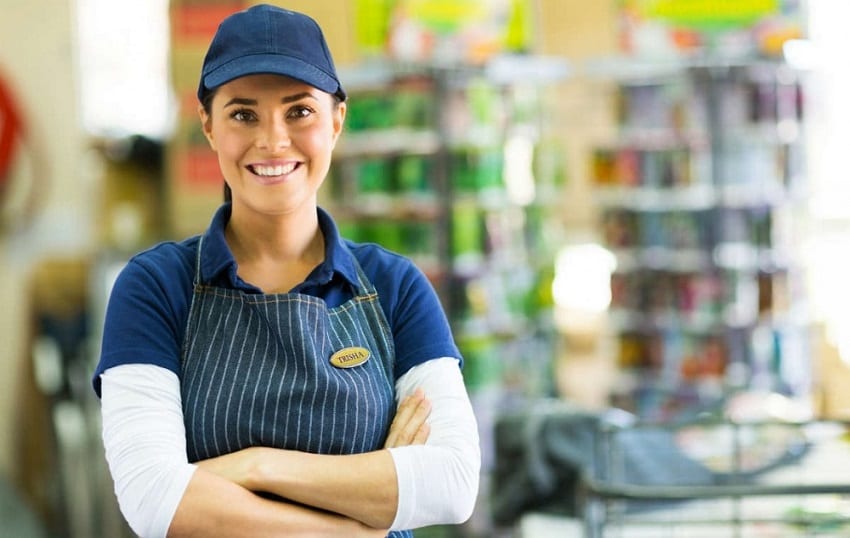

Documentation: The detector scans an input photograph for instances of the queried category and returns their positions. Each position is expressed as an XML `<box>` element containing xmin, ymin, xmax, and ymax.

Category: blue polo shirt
<box><xmin>93</xmin><ymin>203</ymin><xmax>461</xmax><ymax>397</ymax></box>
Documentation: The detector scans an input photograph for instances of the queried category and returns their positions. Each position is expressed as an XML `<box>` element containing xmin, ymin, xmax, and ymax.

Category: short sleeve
<box><xmin>93</xmin><ymin>248</ymin><xmax>193</xmax><ymax>396</ymax></box>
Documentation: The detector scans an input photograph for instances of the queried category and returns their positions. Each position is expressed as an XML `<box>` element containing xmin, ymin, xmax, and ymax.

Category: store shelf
<box><xmin>595</xmin><ymin>185</ymin><xmax>716</xmax><ymax>211</ymax></box>
<box><xmin>327</xmin><ymin>56</ymin><xmax>570</xmax><ymax>403</ymax></box>
<box><xmin>336</xmin><ymin>128</ymin><xmax>441</xmax><ymax>158</ymax></box>
<box><xmin>583</xmin><ymin>54</ymin><xmax>806</xmax><ymax>84</ymax></box>
<box><xmin>589</xmin><ymin>56</ymin><xmax>811</xmax><ymax>420</ymax></box>
<box><xmin>612</xmin><ymin>247</ymin><xmax>712</xmax><ymax>272</ymax></box>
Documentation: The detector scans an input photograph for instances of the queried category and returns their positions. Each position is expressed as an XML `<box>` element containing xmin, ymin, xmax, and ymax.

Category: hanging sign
<box><xmin>632</xmin><ymin>0</ymin><xmax>781</xmax><ymax>30</ymax></box>
<box><xmin>620</xmin><ymin>0</ymin><xmax>804</xmax><ymax>57</ymax></box>
<box><xmin>401</xmin><ymin>0</ymin><xmax>489</xmax><ymax>34</ymax></box>
<box><xmin>387</xmin><ymin>0</ymin><xmax>533</xmax><ymax>64</ymax></box>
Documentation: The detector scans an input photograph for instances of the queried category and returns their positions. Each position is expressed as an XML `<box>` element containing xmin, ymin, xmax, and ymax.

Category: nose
<box><xmin>257</xmin><ymin>116</ymin><xmax>290</xmax><ymax>151</ymax></box>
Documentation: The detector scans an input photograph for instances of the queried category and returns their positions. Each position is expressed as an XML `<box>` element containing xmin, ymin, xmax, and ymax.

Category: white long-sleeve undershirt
<box><xmin>99</xmin><ymin>357</ymin><xmax>480</xmax><ymax>537</ymax></box>
<box><xmin>388</xmin><ymin>358</ymin><xmax>480</xmax><ymax>530</ymax></box>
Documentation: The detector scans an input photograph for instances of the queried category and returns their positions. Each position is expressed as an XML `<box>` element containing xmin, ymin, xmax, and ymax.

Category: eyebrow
<box><xmin>223</xmin><ymin>92</ymin><xmax>318</xmax><ymax>108</ymax></box>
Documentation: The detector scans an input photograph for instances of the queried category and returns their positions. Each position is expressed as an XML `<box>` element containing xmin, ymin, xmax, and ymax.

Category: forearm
<box><xmin>169</xmin><ymin>466</ymin><xmax>381</xmax><ymax>538</ymax></box>
<box><xmin>100</xmin><ymin>365</ymin><xmax>385</xmax><ymax>538</ymax></box>
<box><xmin>207</xmin><ymin>358</ymin><xmax>480</xmax><ymax>531</ymax></box>
<box><xmin>212</xmin><ymin>435</ymin><xmax>479</xmax><ymax>533</ymax></box>
<box><xmin>221</xmin><ymin>447</ymin><xmax>399</xmax><ymax>529</ymax></box>
<box><xmin>197</xmin><ymin>385</ymin><xmax>433</xmax><ymax>529</ymax></box>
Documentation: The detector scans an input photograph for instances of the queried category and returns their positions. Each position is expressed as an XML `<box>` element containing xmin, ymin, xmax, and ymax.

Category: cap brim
<box><xmin>202</xmin><ymin>53</ymin><xmax>345</xmax><ymax>100</ymax></box>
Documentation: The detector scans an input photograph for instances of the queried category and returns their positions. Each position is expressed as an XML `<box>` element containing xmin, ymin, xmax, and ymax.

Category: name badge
<box><xmin>330</xmin><ymin>346</ymin><xmax>371</xmax><ymax>369</ymax></box>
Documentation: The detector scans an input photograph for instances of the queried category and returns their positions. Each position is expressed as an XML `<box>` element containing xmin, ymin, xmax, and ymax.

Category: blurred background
<box><xmin>2</xmin><ymin>0</ymin><xmax>850</xmax><ymax>536</ymax></box>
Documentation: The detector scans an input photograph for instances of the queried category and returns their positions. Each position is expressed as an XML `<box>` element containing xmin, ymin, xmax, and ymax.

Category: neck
<box><xmin>225</xmin><ymin>203</ymin><xmax>324</xmax><ymax>266</ymax></box>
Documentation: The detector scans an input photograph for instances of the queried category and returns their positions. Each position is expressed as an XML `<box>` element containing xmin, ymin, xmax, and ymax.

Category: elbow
<box><xmin>452</xmin><ymin>485</ymin><xmax>478</xmax><ymax>525</ymax></box>
<box><xmin>443</xmin><ymin>490</ymin><xmax>477</xmax><ymax>525</ymax></box>
<box><xmin>389</xmin><ymin>437</ymin><xmax>481</xmax><ymax>529</ymax></box>
<box><xmin>444</xmin><ymin>448</ymin><xmax>480</xmax><ymax>524</ymax></box>
<box><xmin>414</xmin><ymin>443</ymin><xmax>481</xmax><ymax>525</ymax></box>
<box><xmin>111</xmin><ymin>460</ymin><xmax>196</xmax><ymax>538</ymax></box>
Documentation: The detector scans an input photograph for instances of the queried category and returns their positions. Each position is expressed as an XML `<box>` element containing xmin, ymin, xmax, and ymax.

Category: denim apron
<box><xmin>181</xmin><ymin>236</ymin><xmax>412</xmax><ymax>537</ymax></box>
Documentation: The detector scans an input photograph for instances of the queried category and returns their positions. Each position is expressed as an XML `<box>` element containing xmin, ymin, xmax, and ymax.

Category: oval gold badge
<box><xmin>329</xmin><ymin>346</ymin><xmax>371</xmax><ymax>369</ymax></box>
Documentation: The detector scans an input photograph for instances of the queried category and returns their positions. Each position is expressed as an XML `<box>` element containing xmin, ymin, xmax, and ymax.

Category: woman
<box><xmin>93</xmin><ymin>5</ymin><xmax>480</xmax><ymax>537</ymax></box>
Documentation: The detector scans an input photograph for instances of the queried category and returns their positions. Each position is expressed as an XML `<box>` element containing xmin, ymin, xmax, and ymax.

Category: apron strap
<box><xmin>345</xmin><ymin>243</ymin><xmax>378</xmax><ymax>298</ymax></box>
<box><xmin>193</xmin><ymin>235</ymin><xmax>204</xmax><ymax>286</ymax></box>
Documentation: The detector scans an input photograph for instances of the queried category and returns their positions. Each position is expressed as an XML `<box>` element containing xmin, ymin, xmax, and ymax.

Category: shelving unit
<box><xmin>588</xmin><ymin>57</ymin><xmax>811</xmax><ymax>421</ymax></box>
<box><xmin>328</xmin><ymin>57</ymin><xmax>570</xmax><ymax>406</ymax></box>
<box><xmin>327</xmin><ymin>66</ymin><xmax>447</xmax><ymax>297</ymax></box>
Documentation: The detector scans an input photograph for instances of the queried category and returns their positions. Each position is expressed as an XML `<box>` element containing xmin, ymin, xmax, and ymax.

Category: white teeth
<box><xmin>252</xmin><ymin>163</ymin><xmax>296</xmax><ymax>176</ymax></box>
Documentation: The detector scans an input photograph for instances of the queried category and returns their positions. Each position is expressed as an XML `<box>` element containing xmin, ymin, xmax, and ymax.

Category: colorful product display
<box><xmin>592</xmin><ymin>60</ymin><xmax>809</xmax><ymax>420</ymax></box>
<box><xmin>327</xmin><ymin>62</ymin><xmax>567</xmax><ymax>400</ymax></box>
<box><xmin>618</xmin><ymin>0</ymin><xmax>805</xmax><ymax>59</ymax></box>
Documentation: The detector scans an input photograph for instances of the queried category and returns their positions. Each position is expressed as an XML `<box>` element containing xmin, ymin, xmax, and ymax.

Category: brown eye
<box><xmin>287</xmin><ymin>105</ymin><xmax>314</xmax><ymax>120</ymax></box>
<box><xmin>231</xmin><ymin>109</ymin><xmax>257</xmax><ymax>122</ymax></box>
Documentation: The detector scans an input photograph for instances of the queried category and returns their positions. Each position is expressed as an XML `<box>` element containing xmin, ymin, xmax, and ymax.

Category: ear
<box><xmin>198</xmin><ymin>104</ymin><xmax>216</xmax><ymax>151</ymax></box>
<box><xmin>330</xmin><ymin>101</ymin><xmax>346</xmax><ymax>148</ymax></box>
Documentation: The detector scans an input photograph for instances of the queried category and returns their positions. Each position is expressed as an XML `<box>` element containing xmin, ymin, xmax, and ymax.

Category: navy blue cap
<box><xmin>198</xmin><ymin>4</ymin><xmax>346</xmax><ymax>103</ymax></box>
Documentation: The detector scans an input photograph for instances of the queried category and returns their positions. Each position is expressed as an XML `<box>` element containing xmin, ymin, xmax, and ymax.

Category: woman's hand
<box><xmin>384</xmin><ymin>388</ymin><xmax>431</xmax><ymax>448</ymax></box>
<box><xmin>197</xmin><ymin>385</ymin><xmax>433</xmax><ymax>485</ymax></box>
<box><xmin>192</xmin><ymin>388</ymin><xmax>431</xmax><ymax>533</ymax></box>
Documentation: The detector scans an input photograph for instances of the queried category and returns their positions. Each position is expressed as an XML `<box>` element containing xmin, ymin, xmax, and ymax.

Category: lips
<box><xmin>248</xmin><ymin>162</ymin><xmax>299</xmax><ymax>177</ymax></box>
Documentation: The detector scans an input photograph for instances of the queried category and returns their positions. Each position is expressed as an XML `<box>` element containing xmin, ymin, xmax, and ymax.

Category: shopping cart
<box><xmin>579</xmin><ymin>418</ymin><xmax>850</xmax><ymax>537</ymax></box>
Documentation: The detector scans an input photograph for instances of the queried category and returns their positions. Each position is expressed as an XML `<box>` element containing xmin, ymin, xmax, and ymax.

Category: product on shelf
<box><xmin>327</xmin><ymin>59</ymin><xmax>568</xmax><ymax>408</ymax></box>
<box><xmin>590</xmin><ymin>57</ymin><xmax>810</xmax><ymax>420</ymax></box>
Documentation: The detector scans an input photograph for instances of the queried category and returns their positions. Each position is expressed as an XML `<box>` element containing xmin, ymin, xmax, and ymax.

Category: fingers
<box><xmin>410</xmin><ymin>421</ymin><xmax>430</xmax><ymax>445</ymax></box>
<box><xmin>384</xmin><ymin>389</ymin><xmax>432</xmax><ymax>448</ymax></box>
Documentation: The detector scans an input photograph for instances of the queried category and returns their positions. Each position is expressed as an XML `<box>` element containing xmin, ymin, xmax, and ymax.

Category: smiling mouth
<box><xmin>248</xmin><ymin>162</ymin><xmax>299</xmax><ymax>177</ymax></box>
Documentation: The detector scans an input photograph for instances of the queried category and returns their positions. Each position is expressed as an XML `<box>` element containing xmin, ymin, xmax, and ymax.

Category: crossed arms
<box><xmin>100</xmin><ymin>357</ymin><xmax>480</xmax><ymax>537</ymax></box>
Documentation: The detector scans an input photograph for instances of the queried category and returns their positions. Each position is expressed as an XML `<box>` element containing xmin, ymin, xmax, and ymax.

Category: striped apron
<box><xmin>181</xmin><ymin>236</ymin><xmax>412</xmax><ymax>537</ymax></box>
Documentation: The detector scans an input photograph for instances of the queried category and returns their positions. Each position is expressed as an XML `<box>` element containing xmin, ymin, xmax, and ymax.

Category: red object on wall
<box><xmin>0</xmin><ymin>71</ymin><xmax>25</xmax><ymax>193</ymax></box>
<box><xmin>172</xmin><ymin>2</ymin><xmax>246</xmax><ymax>43</ymax></box>
<box><xmin>180</xmin><ymin>145</ymin><xmax>223</xmax><ymax>188</ymax></box>
<box><xmin>0</xmin><ymin>67</ymin><xmax>48</xmax><ymax>233</ymax></box>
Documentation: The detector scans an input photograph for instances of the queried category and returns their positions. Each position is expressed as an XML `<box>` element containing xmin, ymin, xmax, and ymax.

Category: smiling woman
<box><xmin>199</xmin><ymin>75</ymin><xmax>344</xmax><ymax>227</ymax></box>
<box><xmin>92</xmin><ymin>5</ymin><xmax>480</xmax><ymax>538</ymax></box>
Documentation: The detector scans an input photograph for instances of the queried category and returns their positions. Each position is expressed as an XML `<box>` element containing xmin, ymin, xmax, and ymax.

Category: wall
<box><xmin>0</xmin><ymin>0</ymin><xmax>95</xmax><ymax>479</ymax></box>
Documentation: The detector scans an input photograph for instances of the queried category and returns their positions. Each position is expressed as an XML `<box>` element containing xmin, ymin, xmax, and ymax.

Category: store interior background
<box><xmin>2</xmin><ymin>0</ymin><xmax>850</xmax><ymax>536</ymax></box>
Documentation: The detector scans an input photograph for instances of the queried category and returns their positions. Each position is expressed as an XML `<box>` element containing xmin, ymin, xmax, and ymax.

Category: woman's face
<box><xmin>200</xmin><ymin>74</ymin><xmax>345</xmax><ymax>218</ymax></box>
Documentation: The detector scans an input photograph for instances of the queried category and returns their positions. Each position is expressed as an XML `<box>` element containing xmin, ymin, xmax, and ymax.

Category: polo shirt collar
<box><xmin>198</xmin><ymin>203</ymin><xmax>237</xmax><ymax>285</ymax></box>
<box><xmin>316</xmin><ymin>206</ymin><xmax>360</xmax><ymax>288</ymax></box>
<box><xmin>198</xmin><ymin>203</ymin><xmax>359</xmax><ymax>290</ymax></box>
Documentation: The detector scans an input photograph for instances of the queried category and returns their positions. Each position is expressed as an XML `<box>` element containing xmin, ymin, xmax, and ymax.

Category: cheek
<box><xmin>213</xmin><ymin>131</ymin><xmax>249</xmax><ymax>163</ymax></box>
<box><xmin>302</xmin><ymin>126</ymin><xmax>337</xmax><ymax>160</ymax></box>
